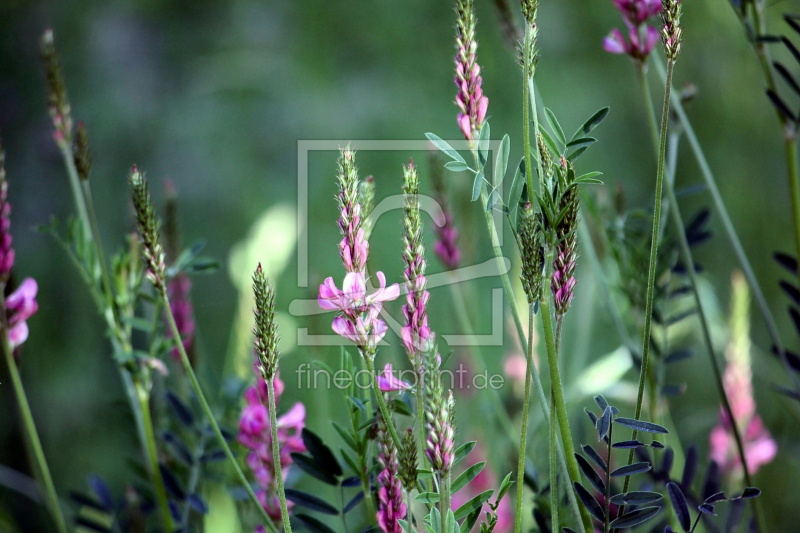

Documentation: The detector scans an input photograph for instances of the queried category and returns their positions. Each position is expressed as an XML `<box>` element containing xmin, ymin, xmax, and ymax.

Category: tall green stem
<box><xmin>137</xmin><ymin>384</ymin><xmax>175</xmax><ymax>531</ymax></box>
<box><xmin>549</xmin><ymin>389</ymin><xmax>560</xmax><ymax>533</ymax></box>
<box><xmin>652</xmin><ymin>56</ymin><xmax>788</xmax><ymax>379</ymax></box>
<box><xmin>513</xmin><ymin>306</ymin><xmax>536</xmax><ymax>533</ymax></box>
<box><xmin>160</xmin><ymin>286</ymin><xmax>278</xmax><ymax>532</ymax></box>
<box><xmin>624</xmin><ymin>57</ymin><xmax>674</xmax><ymax>495</ymax></box>
<box><xmin>365</xmin><ymin>355</ymin><xmax>402</xmax><ymax>449</ymax></box>
<box><xmin>539</xmin><ymin>253</ymin><xmax>593</xmax><ymax>533</ymax></box>
<box><xmin>267</xmin><ymin>376</ymin><xmax>293</xmax><ymax>532</ymax></box>
<box><xmin>2</xmin><ymin>342</ymin><xmax>68</xmax><ymax>533</ymax></box>
<box><xmin>636</xmin><ymin>63</ymin><xmax>659</xmax><ymax>155</ymax></box>
<box><xmin>786</xmin><ymin>137</ymin><xmax>800</xmax><ymax>282</ymax></box>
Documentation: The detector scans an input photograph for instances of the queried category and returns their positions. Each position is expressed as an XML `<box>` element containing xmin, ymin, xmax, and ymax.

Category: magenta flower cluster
<box><xmin>239</xmin><ymin>371</ymin><xmax>306</xmax><ymax>522</ymax></box>
<box><xmin>318</xmin><ymin>150</ymin><xmax>399</xmax><ymax>354</ymax></box>
<box><xmin>603</xmin><ymin>0</ymin><xmax>661</xmax><ymax>61</ymax></box>
<box><xmin>433</xmin><ymin>207</ymin><xmax>461</xmax><ymax>270</ymax></box>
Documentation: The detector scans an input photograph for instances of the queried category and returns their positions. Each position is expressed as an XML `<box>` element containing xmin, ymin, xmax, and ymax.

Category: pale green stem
<box><xmin>470</xmin><ymin>147</ymin><xmax>585</xmax><ymax>531</ymax></box>
<box><xmin>2</xmin><ymin>340</ymin><xmax>68</xmax><ymax>533</ymax></box>
<box><xmin>522</xmin><ymin>27</ymin><xmax>536</xmax><ymax>202</ymax></box>
<box><xmin>137</xmin><ymin>384</ymin><xmax>175</xmax><ymax>531</ymax></box>
<box><xmin>160</xmin><ymin>286</ymin><xmax>278</xmax><ymax>532</ymax></box>
<box><xmin>268</xmin><ymin>375</ymin><xmax>293</xmax><ymax>532</ymax></box>
<box><xmin>661</xmin><ymin>143</ymin><xmax>766</xmax><ymax>532</ymax></box>
<box><xmin>602</xmin><ymin>422</ymin><xmax>613</xmax><ymax>533</ymax></box>
<box><xmin>365</xmin><ymin>354</ymin><xmax>402</xmax><ymax>450</ymax></box>
<box><xmin>539</xmin><ymin>253</ymin><xmax>593</xmax><ymax>533</ymax></box>
<box><xmin>440</xmin><ymin>472</ymin><xmax>451</xmax><ymax>533</ymax></box>
<box><xmin>637</xmin><ymin>62</ymin><xmax>760</xmax><ymax>519</ymax></box>
<box><xmin>786</xmin><ymin>137</ymin><xmax>800</xmax><ymax>285</ymax></box>
<box><xmin>652</xmin><ymin>56</ymin><xmax>788</xmax><ymax>380</ymax></box>
<box><xmin>513</xmin><ymin>306</ymin><xmax>536</xmax><ymax>533</ymax></box>
<box><xmin>549</xmin><ymin>389</ymin><xmax>560</xmax><ymax>533</ymax></box>
<box><xmin>56</xmin><ymin>142</ymin><xmax>91</xmax><ymax>242</ymax></box>
<box><xmin>624</xmin><ymin>56</ymin><xmax>675</xmax><ymax>498</ymax></box>
<box><xmin>636</xmin><ymin>63</ymin><xmax>659</xmax><ymax>155</ymax></box>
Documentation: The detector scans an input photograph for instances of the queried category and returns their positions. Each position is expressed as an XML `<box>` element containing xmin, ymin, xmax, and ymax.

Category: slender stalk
<box><xmin>603</xmin><ymin>422</ymin><xmax>613</xmax><ymax>533</ymax></box>
<box><xmin>365</xmin><ymin>355</ymin><xmax>402</xmax><ymax>449</ymax></box>
<box><xmin>267</xmin><ymin>377</ymin><xmax>293</xmax><ymax>532</ymax></box>
<box><xmin>440</xmin><ymin>472</ymin><xmax>451</xmax><ymax>533</ymax></box>
<box><xmin>539</xmin><ymin>254</ymin><xmax>593</xmax><ymax>533</ymax></box>
<box><xmin>786</xmin><ymin>136</ymin><xmax>800</xmax><ymax>283</ymax></box>
<box><xmin>522</xmin><ymin>27</ymin><xmax>535</xmax><ymax>202</ymax></box>
<box><xmin>636</xmin><ymin>63</ymin><xmax>659</xmax><ymax>155</ymax></box>
<box><xmin>2</xmin><ymin>342</ymin><xmax>68</xmax><ymax>533</ymax></box>
<box><xmin>137</xmin><ymin>384</ymin><xmax>175</xmax><ymax>531</ymax></box>
<box><xmin>651</xmin><ymin>56</ymin><xmax>789</xmax><ymax>381</ymax></box>
<box><xmin>160</xmin><ymin>286</ymin><xmax>278</xmax><ymax>532</ymax></box>
<box><xmin>469</xmin><ymin>149</ymin><xmax>585</xmax><ymax>531</ymax></box>
<box><xmin>513</xmin><ymin>306</ymin><xmax>536</xmax><ymax>533</ymax></box>
<box><xmin>661</xmin><ymin>150</ymin><xmax>766</xmax><ymax>532</ymax></box>
<box><xmin>635</xmin><ymin>61</ymin><xmax>765</xmax><ymax>526</ymax></box>
<box><xmin>624</xmin><ymin>57</ymin><xmax>675</xmax><ymax>496</ymax></box>
<box><xmin>549</xmin><ymin>389</ymin><xmax>560</xmax><ymax>533</ymax></box>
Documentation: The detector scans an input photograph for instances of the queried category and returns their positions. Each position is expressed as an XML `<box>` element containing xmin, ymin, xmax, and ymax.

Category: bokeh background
<box><xmin>1</xmin><ymin>0</ymin><xmax>799</xmax><ymax>531</ymax></box>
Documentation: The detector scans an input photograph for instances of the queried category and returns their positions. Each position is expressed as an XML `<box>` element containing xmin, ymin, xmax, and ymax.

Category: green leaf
<box><xmin>444</xmin><ymin>509</ymin><xmax>459</xmax><ymax>533</ymax></box>
<box><xmin>544</xmin><ymin>107</ymin><xmax>566</xmax><ymax>147</ymax></box>
<box><xmin>416</xmin><ymin>492</ymin><xmax>441</xmax><ymax>504</ymax></box>
<box><xmin>471</xmin><ymin>170</ymin><xmax>484</xmax><ymax>202</ymax></box>
<box><xmin>507</xmin><ymin>157</ymin><xmax>526</xmax><ymax>209</ymax></box>
<box><xmin>486</xmin><ymin>188</ymin><xmax>500</xmax><ymax>212</ymax></box>
<box><xmin>567</xmin><ymin>146</ymin><xmax>588</xmax><ymax>162</ymax></box>
<box><xmin>613</xmin><ymin>417</ymin><xmax>669</xmax><ymax>434</ymax></box>
<box><xmin>184</xmin><ymin>256</ymin><xmax>220</xmax><ymax>274</ymax></box>
<box><xmin>610</xmin><ymin>491</ymin><xmax>663</xmax><ymax>505</ymax></box>
<box><xmin>454</xmin><ymin>489</ymin><xmax>493</xmax><ymax>520</ymax></box>
<box><xmin>573</xmin><ymin>481</ymin><xmax>605</xmax><ymax>522</ymax></box>
<box><xmin>566</xmin><ymin>137</ymin><xmax>597</xmax><ymax>150</ymax></box>
<box><xmin>610</xmin><ymin>462</ymin><xmax>652</xmax><ymax>478</ymax></box>
<box><xmin>426</xmin><ymin>507</ymin><xmax>442</xmax><ymax>533</ymax></box>
<box><xmin>343</xmin><ymin>491</ymin><xmax>364</xmax><ymax>513</ymax></box>
<box><xmin>575</xmin><ymin>171</ymin><xmax>604</xmax><ymax>185</ymax></box>
<box><xmin>340</xmin><ymin>449</ymin><xmax>360</xmax><ymax>476</ymax></box>
<box><xmin>290</xmin><ymin>453</ymin><xmax>339</xmax><ymax>485</ymax></box>
<box><xmin>452</xmin><ymin>462</ymin><xmax>486</xmax><ymax>493</ymax></box>
<box><xmin>478</xmin><ymin>122</ymin><xmax>491</xmax><ymax>168</ymax></box>
<box><xmin>285</xmin><ymin>488</ymin><xmax>339</xmax><ymax>515</ymax></box>
<box><xmin>426</xmin><ymin>133</ymin><xmax>466</xmax><ymax>164</ymax></box>
<box><xmin>608</xmin><ymin>506</ymin><xmax>662</xmax><ymax>529</ymax></box>
<box><xmin>497</xmin><ymin>472</ymin><xmax>514</xmax><ymax>503</ymax></box>
<box><xmin>445</xmin><ymin>160</ymin><xmax>472</xmax><ymax>172</ymax></box>
<box><xmin>573</xmin><ymin>106</ymin><xmax>610</xmax><ymax>140</ymax></box>
<box><xmin>667</xmin><ymin>482</ymin><xmax>691</xmax><ymax>531</ymax></box>
<box><xmin>302</xmin><ymin>428</ymin><xmax>343</xmax><ymax>477</ymax></box>
<box><xmin>493</xmin><ymin>134</ymin><xmax>510</xmax><ymax>187</ymax></box>
<box><xmin>295</xmin><ymin>513</ymin><xmax>338</xmax><ymax>533</ymax></box>
<box><xmin>454</xmin><ymin>441</ymin><xmax>477</xmax><ymax>466</ymax></box>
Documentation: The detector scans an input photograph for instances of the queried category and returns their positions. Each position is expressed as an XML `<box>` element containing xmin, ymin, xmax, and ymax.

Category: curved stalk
<box><xmin>513</xmin><ymin>306</ymin><xmax>536</xmax><ymax>533</ymax></box>
<box><xmin>137</xmin><ymin>385</ymin><xmax>175</xmax><ymax>531</ymax></box>
<box><xmin>160</xmin><ymin>286</ymin><xmax>279</xmax><ymax>532</ymax></box>
<box><xmin>624</xmin><ymin>56</ymin><xmax>675</xmax><ymax>496</ymax></box>
<box><xmin>2</xmin><ymin>340</ymin><xmax>68</xmax><ymax>533</ymax></box>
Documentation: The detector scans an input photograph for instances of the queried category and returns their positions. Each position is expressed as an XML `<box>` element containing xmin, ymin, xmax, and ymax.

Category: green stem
<box><xmin>137</xmin><ymin>384</ymin><xmax>175</xmax><ymax>531</ymax></box>
<box><xmin>549</xmin><ymin>389</ymin><xmax>560</xmax><ymax>533</ymax></box>
<box><xmin>636</xmin><ymin>63</ymin><xmax>659</xmax><ymax>155</ymax></box>
<box><xmin>786</xmin><ymin>137</ymin><xmax>800</xmax><ymax>283</ymax></box>
<box><xmin>513</xmin><ymin>306</ymin><xmax>536</xmax><ymax>533</ymax></box>
<box><xmin>662</xmin><ymin>144</ymin><xmax>766</xmax><ymax>533</ymax></box>
<box><xmin>624</xmin><ymin>57</ymin><xmax>675</xmax><ymax>496</ymax></box>
<box><xmin>440</xmin><ymin>472</ymin><xmax>451</xmax><ymax>533</ymax></box>
<box><xmin>160</xmin><ymin>287</ymin><xmax>278</xmax><ymax>532</ymax></box>
<box><xmin>651</xmin><ymin>56</ymin><xmax>788</xmax><ymax>378</ymax></box>
<box><xmin>522</xmin><ymin>27</ymin><xmax>535</xmax><ymax>202</ymax></box>
<box><xmin>2</xmin><ymin>342</ymin><xmax>68</xmax><ymax>533</ymax></box>
<box><xmin>539</xmin><ymin>259</ymin><xmax>593</xmax><ymax>533</ymax></box>
<box><xmin>267</xmin><ymin>375</ymin><xmax>293</xmax><ymax>532</ymax></box>
<box><xmin>470</xmin><ymin>148</ymin><xmax>585</xmax><ymax>531</ymax></box>
<box><xmin>603</xmin><ymin>422</ymin><xmax>613</xmax><ymax>533</ymax></box>
<box><xmin>365</xmin><ymin>355</ymin><xmax>402</xmax><ymax>449</ymax></box>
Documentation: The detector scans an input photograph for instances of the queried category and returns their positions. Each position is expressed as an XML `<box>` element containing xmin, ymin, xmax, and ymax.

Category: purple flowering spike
<box><xmin>376</xmin><ymin>402</ymin><xmax>407</xmax><ymax>532</ymax></box>
<box><xmin>454</xmin><ymin>0</ymin><xmax>488</xmax><ymax>141</ymax></box>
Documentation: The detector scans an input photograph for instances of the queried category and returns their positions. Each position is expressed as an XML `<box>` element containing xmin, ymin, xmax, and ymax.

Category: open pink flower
<box><xmin>6</xmin><ymin>278</ymin><xmax>38</xmax><ymax>348</ymax></box>
<box><xmin>376</xmin><ymin>363</ymin><xmax>413</xmax><ymax>392</ymax></box>
<box><xmin>603</xmin><ymin>25</ymin><xmax>659</xmax><ymax>60</ymax></box>
<box><xmin>612</xmin><ymin>0</ymin><xmax>661</xmax><ymax>25</ymax></box>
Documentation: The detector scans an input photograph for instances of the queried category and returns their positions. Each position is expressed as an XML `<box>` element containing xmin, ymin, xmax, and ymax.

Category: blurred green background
<box><xmin>1</xmin><ymin>0</ymin><xmax>799</xmax><ymax>530</ymax></box>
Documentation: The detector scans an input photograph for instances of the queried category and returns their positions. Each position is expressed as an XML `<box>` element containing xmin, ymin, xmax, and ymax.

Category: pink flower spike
<box><xmin>377</xmin><ymin>363</ymin><xmax>412</xmax><ymax>392</ymax></box>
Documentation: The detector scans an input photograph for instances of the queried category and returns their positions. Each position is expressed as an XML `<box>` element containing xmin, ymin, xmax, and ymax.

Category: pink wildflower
<box><xmin>376</xmin><ymin>363</ymin><xmax>413</xmax><ymax>392</ymax></box>
<box><xmin>603</xmin><ymin>0</ymin><xmax>662</xmax><ymax>62</ymax></box>
<box><xmin>454</xmin><ymin>0</ymin><xmax>488</xmax><ymax>141</ymax></box>
<box><xmin>238</xmin><ymin>371</ymin><xmax>306</xmax><ymax>522</ymax></box>
<box><xmin>7</xmin><ymin>278</ymin><xmax>39</xmax><ymax>349</ymax></box>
